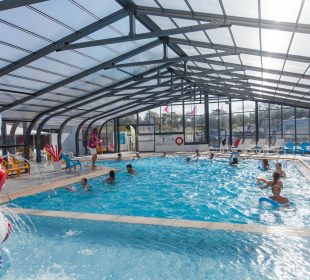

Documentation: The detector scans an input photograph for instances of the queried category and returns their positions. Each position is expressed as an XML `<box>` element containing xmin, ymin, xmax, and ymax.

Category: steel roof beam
<box><xmin>57</xmin><ymin>22</ymin><xmax>230</xmax><ymax>51</ymax></box>
<box><xmin>0</xmin><ymin>0</ymin><xmax>48</xmax><ymax>11</ymax></box>
<box><xmin>170</xmin><ymin>38</ymin><xmax>310</xmax><ymax>64</ymax></box>
<box><xmin>135</xmin><ymin>6</ymin><xmax>310</xmax><ymax>34</ymax></box>
<box><xmin>103</xmin><ymin>51</ymin><xmax>238</xmax><ymax>69</ymax></box>
<box><xmin>0</xmin><ymin>39</ymin><xmax>161</xmax><ymax>113</ymax></box>
<box><xmin>0</xmin><ymin>9</ymin><xmax>128</xmax><ymax>78</ymax></box>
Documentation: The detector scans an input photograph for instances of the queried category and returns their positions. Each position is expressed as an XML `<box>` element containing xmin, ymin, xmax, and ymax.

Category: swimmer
<box><xmin>210</xmin><ymin>153</ymin><xmax>215</xmax><ymax>160</ymax></box>
<box><xmin>258</xmin><ymin>172</ymin><xmax>288</xmax><ymax>204</ymax></box>
<box><xmin>273</xmin><ymin>163</ymin><xmax>286</xmax><ymax>178</ymax></box>
<box><xmin>229</xmin><ymin>157</ymin><xmax>238</xmax><ymax>166</ymax></box>
<box><xmin>106</xmin><ymin>170</ymin><xmax>115</xmax><ymax>183</ymax></box>
<box><xmin>134</xmin><ymin>152</ymin><xmax>141</xmax><ymax>159</ymax></box>
<box><xmin>162</xmin><ymin>152</ymin><xmax>167</xmax><ymax>157</ymax></box>
<box><xmin>81</xmin><ymin>178</ymin><xmax>92</xmax><ymax>191</ymax></box>
<box><xmin>126</xmin><ymin>164</ymin><xmax>137</xmax><ymax>174</ymax></box>
<box><xmin>117</xmin><ymin>153</ymin><xmax>122</xmax><ymax>161</ymax></box>
<box><xmin>262</xmin><ymin>159</ymin><xmax>270</xmax><ymax>170</ymax></box>
<box><xmin>185</xmin><ymin>157</ymin><xmax>191</xmax><ymax>163</ymax></box>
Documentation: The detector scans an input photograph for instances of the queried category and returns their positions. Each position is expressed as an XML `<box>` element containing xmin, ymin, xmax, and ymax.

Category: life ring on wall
<box><xmin>175</xmin><ymin>137</ymin><xmax>184</xmax><ymax>145</ymax></box>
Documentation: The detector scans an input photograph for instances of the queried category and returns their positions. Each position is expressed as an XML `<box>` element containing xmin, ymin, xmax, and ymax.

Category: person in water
<box><xmin>210</xmin><ymin>153</ymin><xmax>215</xmax><ymax>160</ymax></box>
<box><xmin>195</xmin><ymin>149</ymin><xmax>200</xmax><ymax>161</ymax></box>
<box><xmin>273</xmin><ymin>163</ymin><xmax>286</xmax><ymax>178</ymax></box>
<box><xmin>117</xmin><ymin>153</ymin><xmax>122</xmax><ymax>161</ymax></box>
<box><xmin>230</xmin><ymin>157</ymin><xmax>239</xmax><ymax>166</ymax></box>
<box><xmin>106</xmin><ymin>170</ymin><xmax>115</xmax><ymax>183</ymax></box>
<box><xmin>185</xmin><ymin>157</ymin><xmax>191</xmax><ymax>163</ymax></box>
<box><xmin>126</xmin><ymin>164</ymin><xmax>137</xmax><ymax>174</ymax></box>
<box><xmin>262</xmin><ymin>159</ymin><xmax>270</xmax><ymax>170</ymax></box>
<box><xmin>258</xmin><ymin>172</ymin><xmax>288</xmax><ymax>204</ymax></box>
<box><xmin>134</xmin><ymin>152</ymin><xmax>141</xmax><ymax>159</ymax></box>
<box><xmin>81</xmin><ymin>178</ymin><xmax>92</xmax><ymax>191</ymax></box>
<box><xmin>162</xmin><ymin>152</ymin><xmax>167</xmax><ymax>157</ymax></box>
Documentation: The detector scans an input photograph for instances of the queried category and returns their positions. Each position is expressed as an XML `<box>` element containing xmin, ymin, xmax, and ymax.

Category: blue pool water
<box><xmin>3</xmin><ymin>216</ymin><xmax>310</xmax><ymax>280</ymax></box>
<box><xmin>13</xmin><ymin>157</ymin><xmax>310</xmax><ymax>227</ymax></box>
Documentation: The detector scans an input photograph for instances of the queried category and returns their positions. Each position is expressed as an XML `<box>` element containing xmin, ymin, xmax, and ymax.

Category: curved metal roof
<box><xmin>1</xmin><ymin>0</ymin><xmax>310</xmax><ymax>131</ymax></box>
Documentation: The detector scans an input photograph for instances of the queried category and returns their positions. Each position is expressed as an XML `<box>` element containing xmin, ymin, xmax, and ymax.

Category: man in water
<box><xmin>117</xmin><ymin>153</ymin><xmax>122</xmax><ymax>161</ymax></box>
<box><xmin>273</xmin><ymin>163</ymin><xmax>286</xmax><ymax>178</ymax></box>
<box><xmin>126</xmin><ymin>164</ymin><xmax>137</xmax><ymax>174</ymax></box>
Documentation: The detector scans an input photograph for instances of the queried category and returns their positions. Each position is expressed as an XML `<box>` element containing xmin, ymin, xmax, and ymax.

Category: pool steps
<box><xmin>11</xmin><ymin>207</ymin><xmax>310</xmax><ymax>237</ymax></box>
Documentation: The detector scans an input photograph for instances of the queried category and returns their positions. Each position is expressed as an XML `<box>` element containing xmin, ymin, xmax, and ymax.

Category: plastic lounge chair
<box><xmin>230</xmin><ymin>138</ymin><xmax>242</xmax><ymax>152</ymax></box>
<box><xmin>61</xmin><ymin>154</ymin><xmax>82</xmax><ymax>172</ymax></box>
<box><xmin>251</xmin><ymin>139</ymin><xmax>266</xmax><ymax>153</ymax></box>
<box><xmin>239</xmin><ymin>139</ymin><xmax>253</xmax><ymax>153</ymax></box>
<box><xmin>264</xmin><ymin>139</ymin><xmax>284</xmax><ymax>154</ymax></box>
<box><xmin>283</xmin><ymin>141</ymin><xmax>295</xmax><ymax>154</ymax></box>
<box><xmin>11</xmin><ymin>156</ymin><xmax>30</xmax><ymax>175</ymax></box>
<box><xmin>2</xmin><ymin>159</ymin><xmax>21</xmax><ymax>177</ymax></box>
<box><xmin>296</xmin><ymin>141</ymin><xmax>309</xmax><ymax>156</ymax></box>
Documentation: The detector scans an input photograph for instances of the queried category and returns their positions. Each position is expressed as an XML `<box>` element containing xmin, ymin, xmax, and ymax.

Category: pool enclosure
<box><xmin>0</xmin><ymin>0</ymin><xmax>310</xmax><ymax>160</ymax></box>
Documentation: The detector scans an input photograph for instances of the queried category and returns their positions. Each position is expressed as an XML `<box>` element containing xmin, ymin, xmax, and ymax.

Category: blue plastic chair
<box><xmin>61</xmin><ymin>154</ymin><xmax>82</xmax><ymax>172</ymax></box>
<box><xmin>296</xmin><ymin>141</ymin><xmax>309</xmax><ymax>156</ymax></box>
<box><xmin>283</xmin><ymin>141</ymin><xmax>295</xmax><ymax>154</ymax></box>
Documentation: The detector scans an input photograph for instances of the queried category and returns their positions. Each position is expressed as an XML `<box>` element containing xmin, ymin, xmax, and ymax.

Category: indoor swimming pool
<box><xmin>12</xmin><ymin>156</ymin><xmax>310</xmax><ymax>227</ymax></box>
<box><xmin>2</xmin><ymin>215</ymin><xmax>309</xmax><ymax>280</ymax></box>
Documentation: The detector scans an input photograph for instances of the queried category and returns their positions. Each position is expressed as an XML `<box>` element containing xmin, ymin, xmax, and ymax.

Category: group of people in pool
<box><xmin>257</xmin><ymin>161</ymin><xmax>289</xmax><ymax>205</ymax></box>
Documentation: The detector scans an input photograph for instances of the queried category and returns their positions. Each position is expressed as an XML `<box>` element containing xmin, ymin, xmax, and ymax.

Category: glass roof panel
<box><xmin>262</xmin><ymin>57</ymin><xmax>285</xmax><ymax>71</ymax></box>
<box><xmin>185</xmin><ymin>31</ymin><xmax>210</xmax><ymax>42</ymax></box>
<box><xmin>188</xmin><ymin>0</ymin><xmax>223</xmax><ymax>14</ymax></box>
<box><xmin>0</xmin><ymin>21</ymin><xmax>49</xmax><ymax>51</ymax></box>
<box><xmin>261</xmin><ymin>0</ymin><xmax>302</xmax><ymax>23</ymax></box>
<box><xmin>280</xmin><ymin>75</ymin><xmax>299</xmax><ymax>84</ymax></box>
<box><xmin>262</xmin><ymin>72</ymin><xmax>280</xmax><ymax>80</ymax></box>
<box><xmin>261</xmin><ymin>29</ymin><xmax>292</xmax><ymax>53</ymax></box>
<box><xmin>73</xmin><ymin>0</ymin><xmax>121</xmax><ymax>18</ymax></box>
<box><xmin>31</xmin><ymin>0</ymin><xmax>96</xmax><ymax>30</ymax></box>
<box><xmin>222</xmin><ymin>55</ymin><xmax>241</xmax><ymax>64</ymax></box>
<box><xmin>294</xmin><ymin>87</ymin><xmax>309</xmax><ymax>92</ymax></box>
<box><xmin>240</xmin><ymin>54</ymin><xmax>261</xmax><ymax>68</ymax></box>
<box><xmin>206</xmin><ymin>28</ymin><xmax>234</xmax><ymax>46</ymax></box>
<box><xmin>0</xmin><ymin>7</ymin><xmax>72</xmax><ymax>42</ymax></box>
<box><xmin>196</xmin><ymin>47</ymin><xmax>216</xmax><ymax>55</ymax></box>
<box><xmin>173</xmin><ymin>18</ymin><xmax>208</xmax><ymax>27</ymax></box>
<box><xmin>178</xmin><ymin>44</ymin><xmax>200</xmax><ymax>56</ymax></box>
<box><xmin>156</xmin><ymin>0</ymin><xmax>190</xmax><ymax>11</ymax></box>
<box><xmin>222</xmin><ymin>0</ymin><xmax>258</xmax><ymax>18</ymax></box>
<box><xmin>283</xmin><ymin>60</ymin><xmax>309</xmax><ymax>74</ymax></box>
<box><xmin>231</xmin><ymin>26</ymin><xmax>260</xmax><ymax>49</ymax></box>
<box><xmin>0</xmin><ymin>75</ymin><xmax>47</xmax><ymax>91</ymax></box>
<box><xmin>0</xmin><ymin>43</ymin><xmax>28</xmax><ymax>63</ymax></box>
<box><xmin>28</xmin><ymin>57</ymin><xmax>82</xmax><ymax>77</ymax></box>
<box><xmin>289</xmin><ymin>33</ymin><xmax>310</xmax><ymax>57</ymax></box>
<box><xmin>132</xmin><ymin>0</ymin><xmax>159</xmax><ymax>8</ymax></box>
<box><xmin>9</xmin><ymin>67</ymin><xmax>63</xmax><ymax>85</ymax></box>
<box><xmin>47</xmin><ymin>51</ymin><xmax>98</xmax><ymax>70</ymax></box>
<box><xmin>148</xmin><ymin>16</ymin><xmax>176</xmax><ymax>30</ymax></box>
<box><xmin>299</xmin><ymin>0</ymin><xmax>310</xmax><ymax>24</ymax></box>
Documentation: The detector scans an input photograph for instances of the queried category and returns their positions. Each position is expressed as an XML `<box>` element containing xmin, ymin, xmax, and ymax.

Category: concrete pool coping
<box><xmin>10</xmin><ymin>207</ymin><xmax>310</xmax><ymax>237</ymax></box>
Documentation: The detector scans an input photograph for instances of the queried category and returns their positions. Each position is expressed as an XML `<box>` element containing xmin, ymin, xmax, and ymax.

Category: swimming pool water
<box><xmin>13</xmin><ymin>157</ymin><xmax>310</xmax><ymax>227</ymax></box>
<box><xmin>3</xmin><ymin>216</ymin><xmax>310</xmax><ymax>280</ymax></box>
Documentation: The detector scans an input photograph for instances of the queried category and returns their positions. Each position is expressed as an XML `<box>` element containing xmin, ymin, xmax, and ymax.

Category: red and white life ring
<box><xmin>175</xmin><ymin>136</ymin><xmax>184</xmax><ymax>145</ymax></box>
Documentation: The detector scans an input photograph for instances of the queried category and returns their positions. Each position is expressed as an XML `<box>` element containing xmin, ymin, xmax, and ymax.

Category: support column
<box><xmin>1</xmin><ymin>121</ymin><xmax>7</xmax><ymax>156</ymax></box>
<box><xmin>204</xmin><ymin>94</ymin><xmax>209</xmax><ymax>144</ymax></box>
<box><xmin>228</xmin><ymin>98</ymin><xmax>232</xmax><ymax>145</ymax></box>
<box><xmin>255</xmin><ymin>101</ymin><xmax>259</xmax><ymax>144</ymax></box>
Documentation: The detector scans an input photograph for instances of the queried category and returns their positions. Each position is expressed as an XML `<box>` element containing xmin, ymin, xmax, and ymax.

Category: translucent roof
<box><xmin>0</xmin><ymin>0</ymin><xmax>310</xmax><ymax>130</ymax></box>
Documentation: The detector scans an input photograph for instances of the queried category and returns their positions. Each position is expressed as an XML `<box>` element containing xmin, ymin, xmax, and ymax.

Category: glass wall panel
<box><xmin>296</xmin><ymin>108</ymin><xmax>310</xmax><ymax>143</ymax></box>
<box><xmin>282</xmin><ymin>107</ymin><xmax>295</xmax><ymax>142</ymax></box>
<box><xmin>171</xmin><ymin>104</ymin><xmax>183</xmax><ymax>133</ymax></box>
